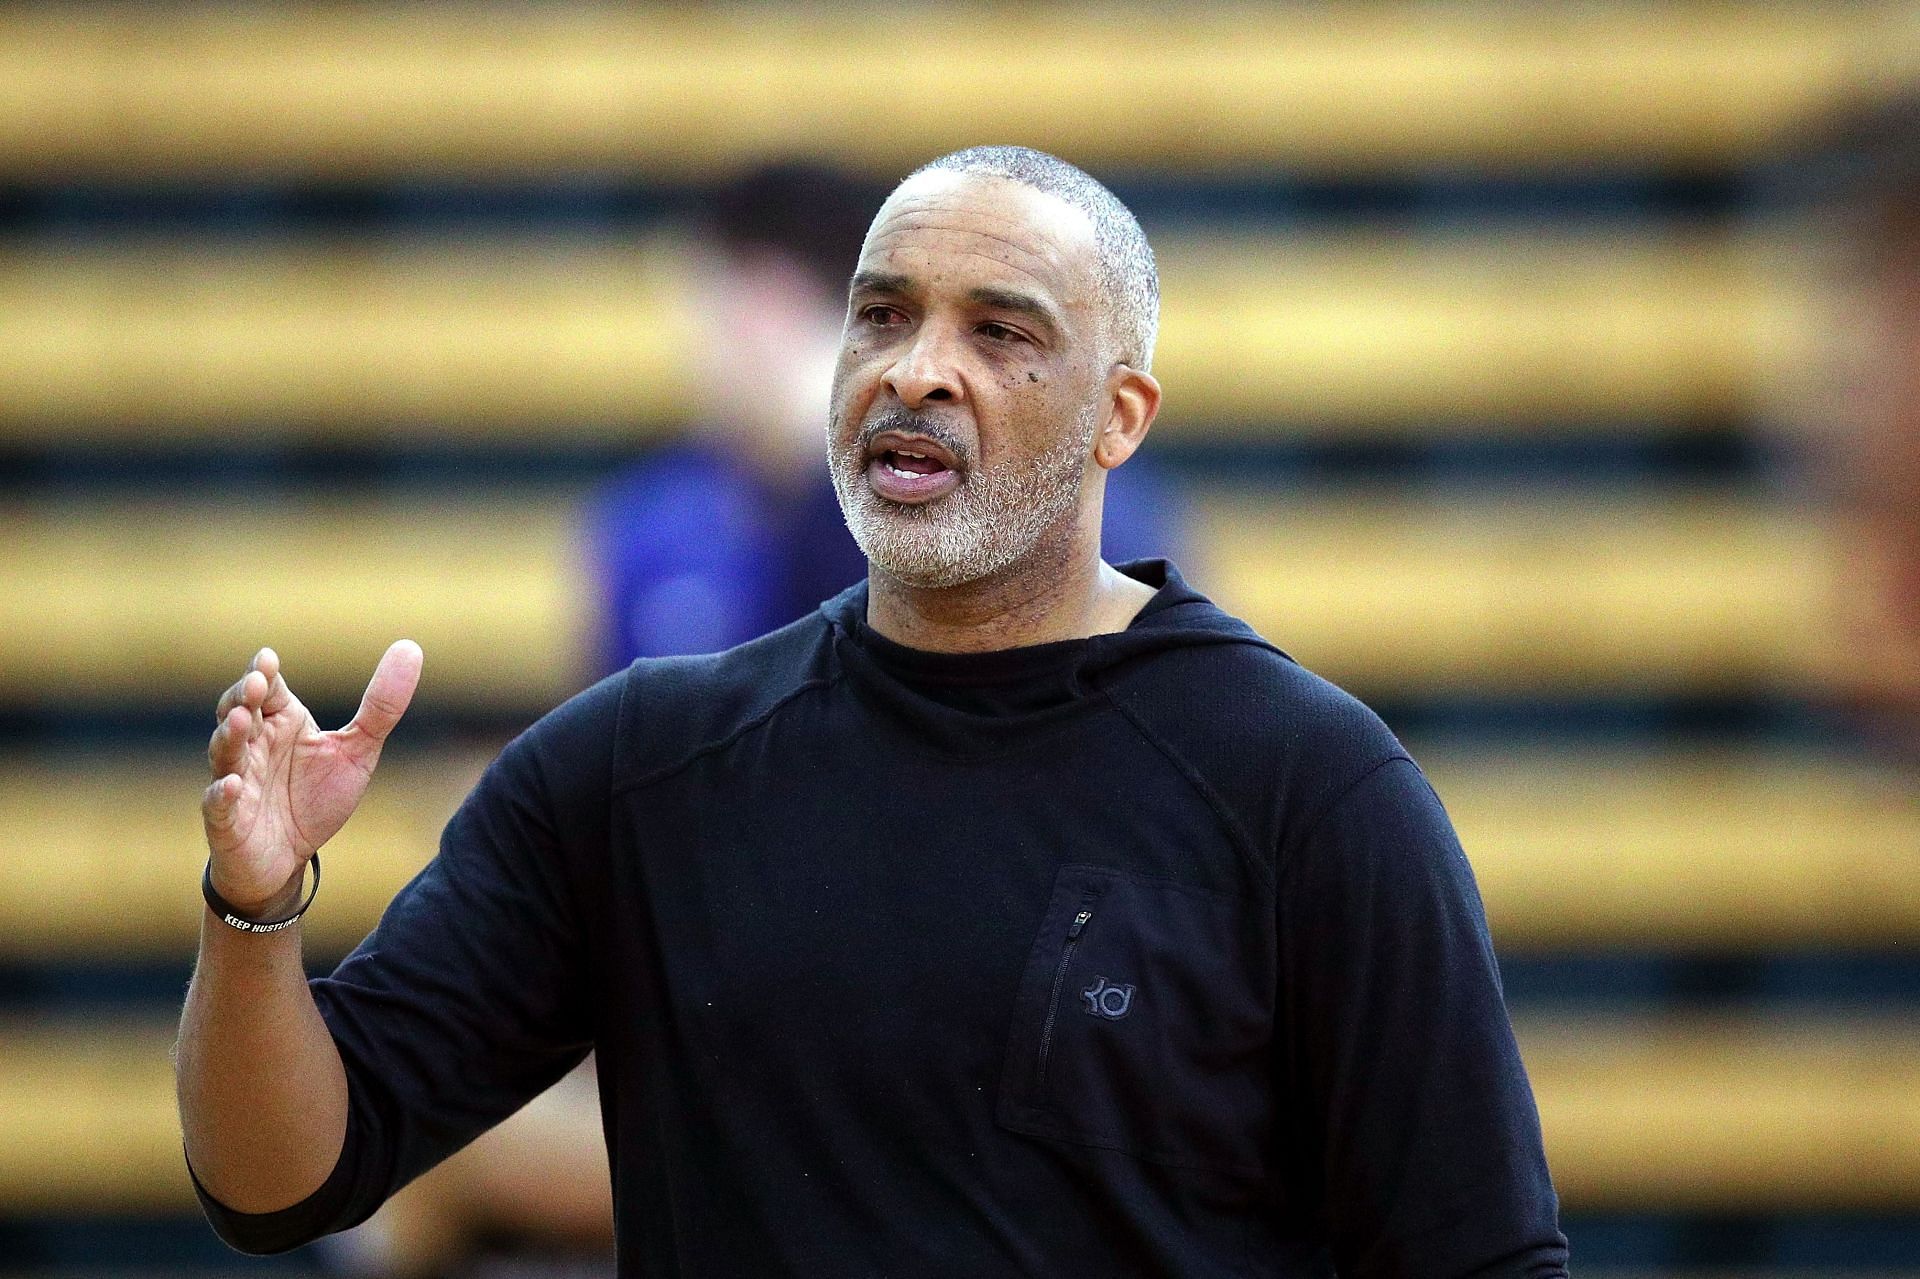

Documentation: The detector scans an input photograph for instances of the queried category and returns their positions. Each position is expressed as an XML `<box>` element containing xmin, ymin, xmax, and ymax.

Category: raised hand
<box><xmin>202</xmin><ymin>641</ymin><xmax>423</xmax><ymax>918</ymax></box>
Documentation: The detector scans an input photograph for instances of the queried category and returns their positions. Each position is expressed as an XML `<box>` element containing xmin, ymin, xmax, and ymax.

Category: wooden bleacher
<box><xmin>1430</xmin><ymin>752</ymin><xmax>1920</xmax><ymax>949</ymax></box>
<box><xmin>0</xmin><ymin>234</ymin><xmax>1808</xmax><ymax>435</ymax></box>
<box><xmin>1526</xmin><ymin>1014</ymin><xmax>1920</xmax><ymax>1209</ymax></box>
<box><xmin>1197</xmin><ymin>491</ymin><xmax>1834</xmax><ymax>694</ymax></box>
<box><xmin>0</xmin><ymin>6</ymin><xmax>1912</xmax><ymax>178</ymax></box>
<box><xmin>8</xmin><ymin>1014</ymin><xmax>1916</xmax><ymax>1213</ymax></box>
<box><xmin>0</xmin><ymin>492</ymin><xmax>1839</xmax><ymax>707</ymax></box>
<box><xmin>3</xmin><ymin>750</ymin><xmax>1914</xmax><ymax>958</ymax></box>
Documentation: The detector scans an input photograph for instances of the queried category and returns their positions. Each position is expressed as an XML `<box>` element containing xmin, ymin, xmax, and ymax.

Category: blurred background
<box><xmin>4</xmin><ymin>3</ymin><xmax>1920</xmax><ymax>1276</ymax></box>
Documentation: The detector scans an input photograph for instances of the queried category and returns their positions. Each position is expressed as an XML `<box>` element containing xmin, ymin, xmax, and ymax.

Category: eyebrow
<box><xmin>965</xmin><ymin>285</ymin><xmax>1063</xmax><ymax>338</ymax></box>
<box><xmin>849</xmin><ymin>270</ymin><xmax>914</xmax><ymax>298</ymax></box>
<box><xmin>848</xmin><ymin>271</ymin><xmax>1063</xmax><ymax>340</ymax></box>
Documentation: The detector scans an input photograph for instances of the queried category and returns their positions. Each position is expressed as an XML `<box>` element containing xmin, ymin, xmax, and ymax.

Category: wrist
<box><xmin>204</xmin><ymin>857</ymin><xmax>318</xmax><ymax>932</ymax></box>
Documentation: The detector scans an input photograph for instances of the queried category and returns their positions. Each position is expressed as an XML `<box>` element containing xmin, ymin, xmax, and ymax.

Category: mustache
<box><xmin>856</xmin><ymin>409</ymin><xmax>972</xmax><ymax>468</ymax></box>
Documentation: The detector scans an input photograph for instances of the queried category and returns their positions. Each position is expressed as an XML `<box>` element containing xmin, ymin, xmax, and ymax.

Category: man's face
<box><xmin>827</xmin><ymin>171</ymin><xmax>1110</xmax><ymax>589</ymax></box>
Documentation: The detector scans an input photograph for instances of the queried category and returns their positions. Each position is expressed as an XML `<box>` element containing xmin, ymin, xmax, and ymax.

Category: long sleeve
<box><xmin>1276</xmin><ymin>756</ymin><xmax>1568</xmax><ymax>1278</ymax></box>
<box><xmin>193</xmin><ymin>671</ymin><xmax>622</xmax><ymax>1253</ymax></box>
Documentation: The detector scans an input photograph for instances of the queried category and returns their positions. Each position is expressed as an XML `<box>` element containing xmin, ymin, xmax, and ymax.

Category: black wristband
<box><xmin>202</xmin><ymin>854</ymin><xmax>320</xmax><ymax>933</ymax></box>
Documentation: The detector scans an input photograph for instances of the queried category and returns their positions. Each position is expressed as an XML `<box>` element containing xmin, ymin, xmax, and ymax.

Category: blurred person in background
<box><xmin>1790</xmin><ymin>94</ymin><xmax>1920</xmax><ymax>753</ymax></box>
<box><xmin>581</xmin><ymin>161</ymin><xmax>1186</xmax><ymax>669</ymax></box>
<box><xmin>1835</xmin><ymin>96</ymin><xmax>1920</xmax><ymax>747</ymax></box>
<box><xmin>326</xmin><ymin>1067</ymin><xmax>612</xmax><ymax>1278</ymax></box>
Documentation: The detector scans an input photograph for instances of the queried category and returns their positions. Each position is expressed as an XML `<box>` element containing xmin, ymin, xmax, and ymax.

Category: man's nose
<box><xmin>882</xmin><ymin>328</ymin><xmax>962</xmax><ymax>408</ymax></box>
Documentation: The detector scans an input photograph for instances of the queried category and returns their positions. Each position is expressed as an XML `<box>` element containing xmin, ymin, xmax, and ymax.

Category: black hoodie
<box><xmin>193</xmin><ymin>560</ymin><xmax>1569</xmax><ymax>1277</ymax></box>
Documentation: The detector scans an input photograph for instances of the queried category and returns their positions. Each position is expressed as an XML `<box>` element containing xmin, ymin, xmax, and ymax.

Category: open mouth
<box><xmin>865</xmin><ymin>433</ymin><xmax>963</xmax><ymax>504</ymax></box>
<box><xmin>881</xmin><ymin>447</ymin><xmax>946</xmax><ymax>478</ymax></box>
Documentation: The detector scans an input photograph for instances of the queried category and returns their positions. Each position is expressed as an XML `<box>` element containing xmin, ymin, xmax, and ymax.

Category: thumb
<box><xmin>339</xmin><ymin>639</ymin><xmax>423</xmax><ymax>761</ymax></box>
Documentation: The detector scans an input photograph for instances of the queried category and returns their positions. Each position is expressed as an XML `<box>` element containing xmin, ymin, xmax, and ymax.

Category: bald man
<box><xmin>179</xmin><ymin>147</ymin><xmax>1567</xmax><ymax>1277</ymax></box>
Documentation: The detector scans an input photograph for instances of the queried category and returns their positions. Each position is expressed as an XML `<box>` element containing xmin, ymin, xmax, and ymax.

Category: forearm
<box><xmin>175</xmin><ymin>903</ymin><xmax>349</xmax><ymax>1214</ymax></box>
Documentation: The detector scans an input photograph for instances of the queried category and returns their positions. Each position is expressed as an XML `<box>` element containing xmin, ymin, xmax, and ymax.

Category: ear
<box><xmin>1092</xmin><ymin>365</ymin><xmax>1161</xmax><ymax>471</ymax></box>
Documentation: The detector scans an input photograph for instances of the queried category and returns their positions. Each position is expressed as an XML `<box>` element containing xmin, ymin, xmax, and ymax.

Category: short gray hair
<box><xmin>908</xmin><ymin>146</ymin><xmax>1159</xmax><ymax>373</ymax></box>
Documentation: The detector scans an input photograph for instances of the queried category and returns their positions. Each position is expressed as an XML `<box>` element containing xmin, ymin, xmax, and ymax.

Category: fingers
<box><xmin>340</xmin><ymin>640</ymin><xmax>423</xmax><ymax>759</ymax></box>
<box><xmin>211</xmin><ymin>642</ymin><xmax>419</xmax><ymax>775</ymax></box>
<box><xmin>207</xmin><ymin>704</ymin><xmax>252</xmax><ymax>777</ymax></box>
<box><xmin>213</xmin><ymin>668</ymin><xmax>265</xmax><ymax>724</ymax></box>
<box><xmin>214</xmin><ymin>647</ymin><xmax>284</xmax><ymax>722</ymax></box>
<box><xmin>255</xmin><ymin>647</ymin><xmax>295</xmax><ymax>717</ymax></box>
<box><xmin>212</xmin><ymin>646</ymin><xmax>299</xmax><ymax>738</ymax></box>
<box><xmin>201</xmin><ymin>772</ymin><xmax>241</xmax><ymax>832</ymax></box>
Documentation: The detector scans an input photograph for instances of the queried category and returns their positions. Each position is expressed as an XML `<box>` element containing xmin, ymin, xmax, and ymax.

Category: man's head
<box><xmin>827</xmin><ymin>146</ymin><xmax>1162</xmax><ymax>590</ymax></box>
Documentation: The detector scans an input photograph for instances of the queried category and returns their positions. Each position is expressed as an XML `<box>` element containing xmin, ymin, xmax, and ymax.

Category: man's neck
<box><xmin>865</xmin><ymin>541</ymin><xmax>1157</xmax><ymax>655</ymax></box>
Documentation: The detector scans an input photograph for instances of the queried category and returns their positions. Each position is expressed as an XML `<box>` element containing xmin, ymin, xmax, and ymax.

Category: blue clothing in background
<box><xmin>582</xmin><ymin>442</ymin><xmax>1187</xmax><ymax>669</ymax></box>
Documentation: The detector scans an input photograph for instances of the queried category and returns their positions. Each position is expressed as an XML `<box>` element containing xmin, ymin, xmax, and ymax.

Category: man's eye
<box><xmin>977</xmin><ymin>322</ymin><xmax>1025</xmax><ymax>344</ymax></box>
<box><xmin>860</xmin><ymin>305</ymin><xmax>906</xmax><ymax>326</ymax></box>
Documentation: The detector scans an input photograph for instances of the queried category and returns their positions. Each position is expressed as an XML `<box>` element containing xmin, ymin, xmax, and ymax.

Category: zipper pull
<box><xmin>1067</xmin><ymin>908</ymin><xmax>1092</xmax><ymax>940</ymax></box>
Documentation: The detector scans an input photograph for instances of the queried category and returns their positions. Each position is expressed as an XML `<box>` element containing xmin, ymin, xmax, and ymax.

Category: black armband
<box><xmin>202</xmin><ymin>855</ymin><xmax>320</xmax><ymax>933</ymax></box>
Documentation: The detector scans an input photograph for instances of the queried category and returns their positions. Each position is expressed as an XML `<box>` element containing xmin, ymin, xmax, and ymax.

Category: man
<box><xmin>179</xmin><ymin>146</ymin><xmax>1568</xmax><ymax>1277</ymax></box>
<box><xmin>582</xmin><ymin>161</ymin><xmax>1184</xmax><ymax>668</ymax></box>
<box><xmin>355</xmin><ymin>164</ymin><xmax>1190</xmax><ymax>1277</ymax></box>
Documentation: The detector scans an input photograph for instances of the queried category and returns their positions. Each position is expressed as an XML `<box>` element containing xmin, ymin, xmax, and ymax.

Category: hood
<box><xmin>1079</xmin><ymin>558</ymin><xmax>1281</xmax><ymax>677</ymax></box>
<box><xmin>815</xmin><ymin>559</ymin><xmax>1283</xmax><ymax>754</ymax></box>
<box><xmin>818</xmin><ymin>558</ymin><xmax>1280</xmax><ymax>686</ymax></box>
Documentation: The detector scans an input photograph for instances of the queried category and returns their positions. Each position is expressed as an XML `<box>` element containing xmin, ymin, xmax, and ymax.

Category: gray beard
<box><xmin>828</xmin><ymin>404</ymin><xmax>1099</xmax><ymax>590</ymax></box>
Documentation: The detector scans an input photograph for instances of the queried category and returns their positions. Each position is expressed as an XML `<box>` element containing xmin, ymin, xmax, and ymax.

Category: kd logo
<box><xmin>1081</xmin><ymin>976</ymin><xmax>1135</xmax><ymax>1020</ymax></box>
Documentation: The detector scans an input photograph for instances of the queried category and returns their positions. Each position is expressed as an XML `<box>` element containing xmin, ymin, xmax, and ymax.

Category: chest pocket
<box><xmin>995</xmin><ymin>863</ymin><xmax>1272</xmax><ymax>1179</ymax></box>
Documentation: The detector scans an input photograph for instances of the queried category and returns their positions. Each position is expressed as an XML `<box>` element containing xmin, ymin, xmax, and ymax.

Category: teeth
<box><xmin>898</xmin><ymin>450</ymin><xmax>926</xmax><ymax>459</ymax></box>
